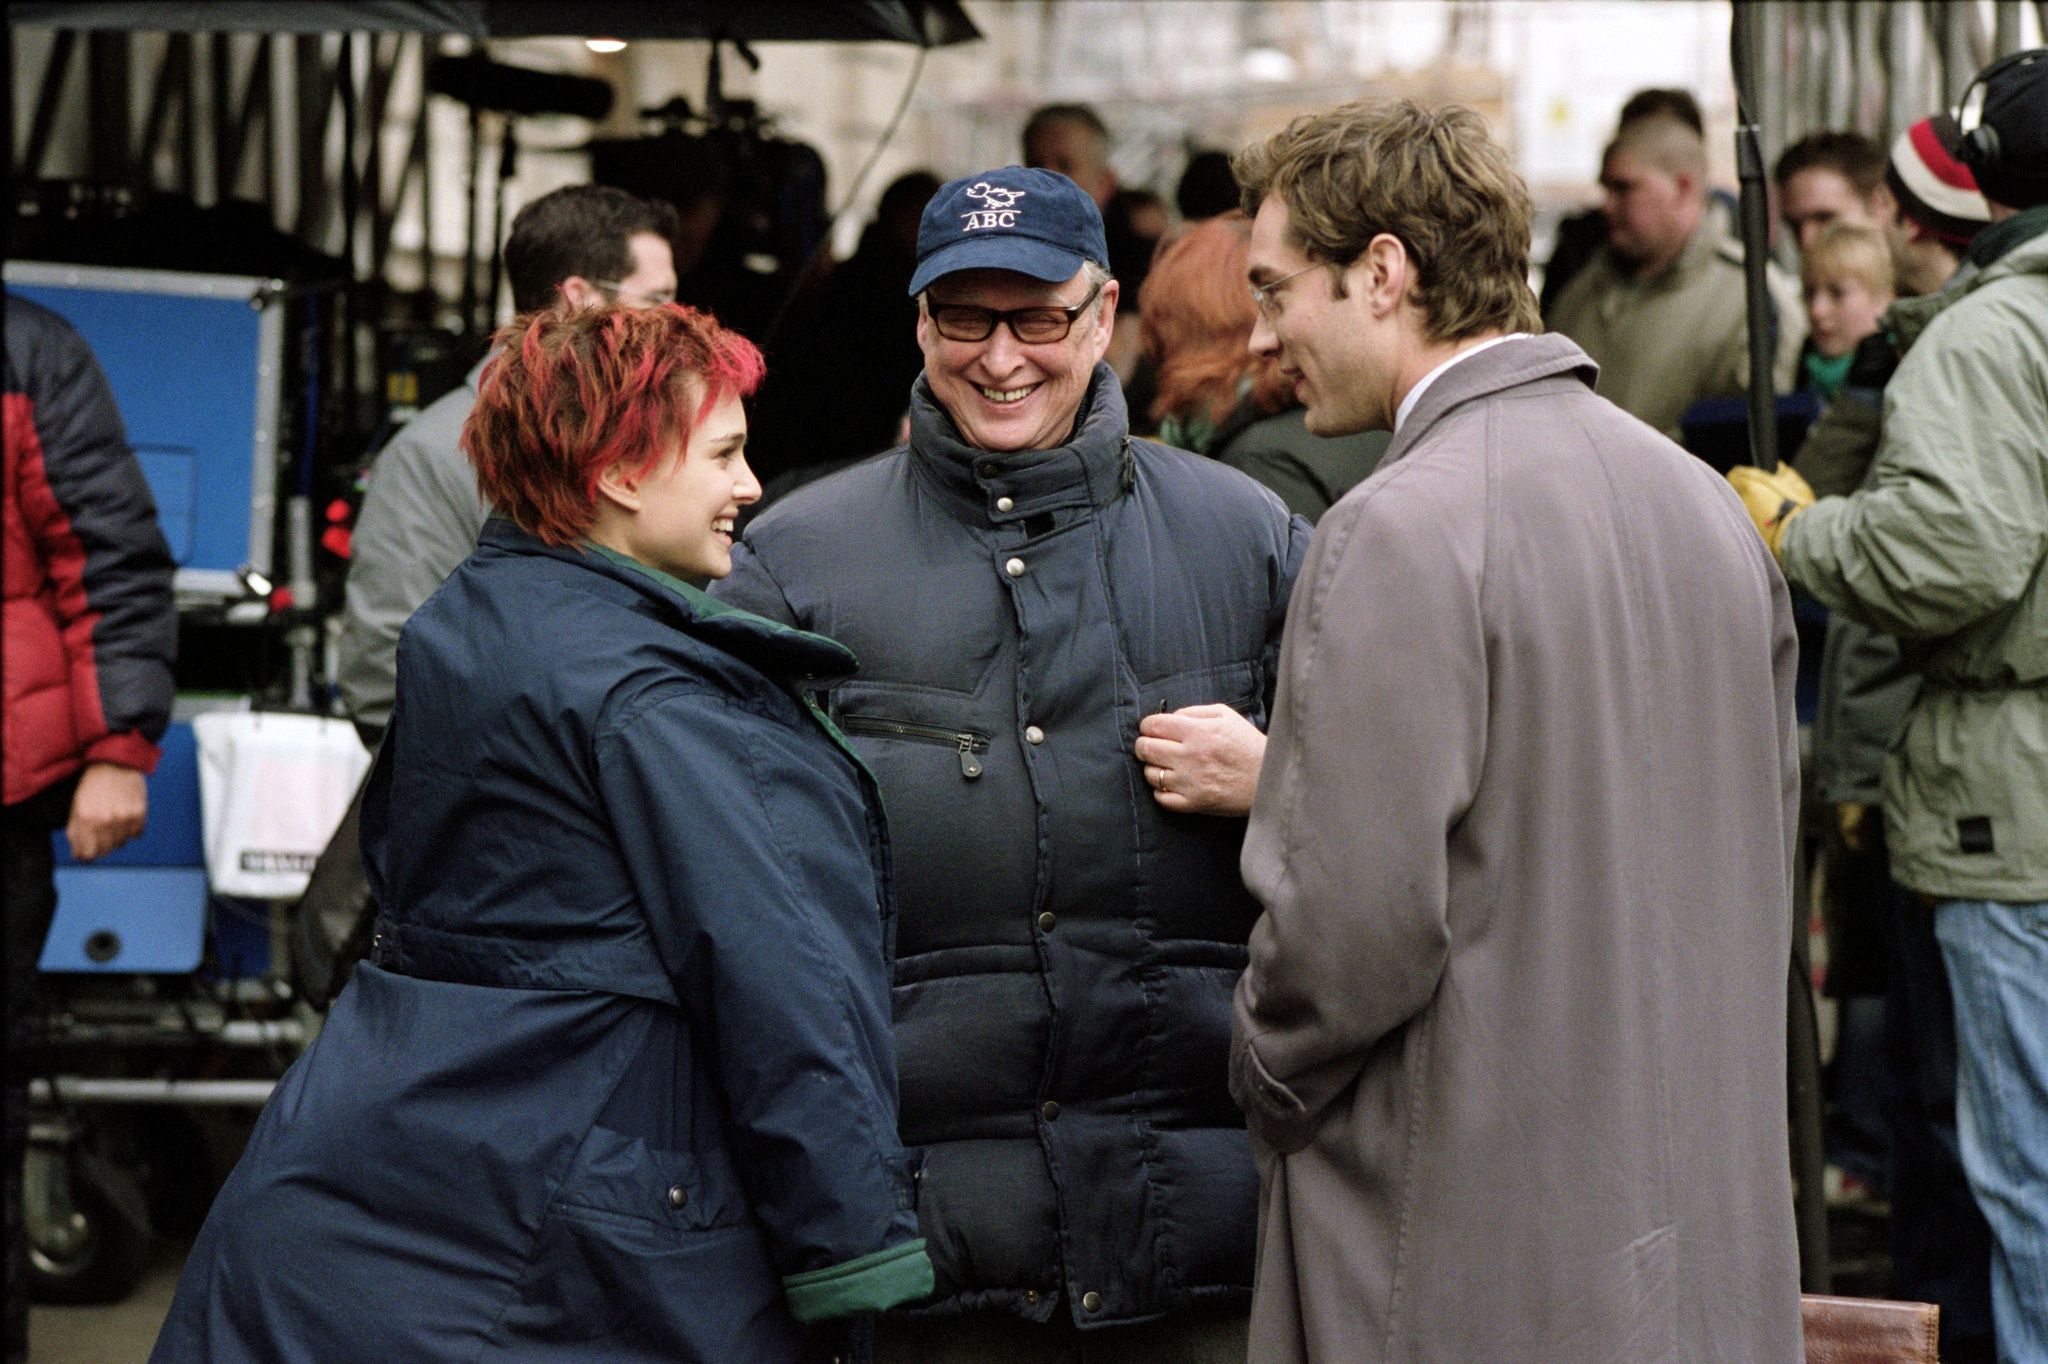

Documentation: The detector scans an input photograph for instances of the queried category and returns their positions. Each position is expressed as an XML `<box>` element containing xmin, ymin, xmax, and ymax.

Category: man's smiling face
<box><xmin>916</xmin><ymin>266</ymin><xmax>1117</xmax><ymax>453</ymax></box>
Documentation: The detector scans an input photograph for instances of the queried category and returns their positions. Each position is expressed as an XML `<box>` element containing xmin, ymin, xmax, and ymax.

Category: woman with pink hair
<box><xmin>153</xmin><ymin>303</ymin><xmax>930</xmax><ymax>1363</ymax></box>
<box><xmin>1140</xmin><ymin>212</ymin><xmax>1388</xmax><ymax>521</ymax></box>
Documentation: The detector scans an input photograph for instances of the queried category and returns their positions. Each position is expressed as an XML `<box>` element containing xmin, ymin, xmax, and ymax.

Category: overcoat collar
<box><xmin>906</xmin><ymin>362</ymin><xmax>1134</xmax><ymax>524</ymax></box>
<box><xmin>476</xmin><ymin>518</ymin><xmax>859</xmax><ymax>685</ymax></box>
<box><xmin>1375</xmin><ymin>334</ymin><xmax>1599</xmax><ymax>474</ymax></box>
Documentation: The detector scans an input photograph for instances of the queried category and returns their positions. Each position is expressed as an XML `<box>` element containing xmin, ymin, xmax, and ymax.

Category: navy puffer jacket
<box><xmin>152</xmin><ymin>524</ymin><xmax>931</xmax><ymax>1363</ymax></box>
<box><xmin>715</xmin><ymin>368</ymin><xmax>1309</xmax><ymax>1328</ymax></box>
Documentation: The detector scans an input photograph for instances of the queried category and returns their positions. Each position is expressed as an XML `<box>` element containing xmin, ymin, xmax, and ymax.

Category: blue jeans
<box><xmin>1934</xmin><ymin>900</ymin><xmax>2048</xmax><ymax>1364</ymax></box>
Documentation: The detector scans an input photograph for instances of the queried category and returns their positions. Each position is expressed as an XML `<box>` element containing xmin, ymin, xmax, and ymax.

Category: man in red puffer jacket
<box><xmin>3</xmin><ymin>291</ymin><xmax>175</xmax><ymax>1364</ymax></box>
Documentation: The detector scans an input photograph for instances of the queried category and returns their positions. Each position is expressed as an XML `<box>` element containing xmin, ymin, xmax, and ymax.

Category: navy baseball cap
<box><xmin>907</xmin><ymin>166</ymin><xmax>1111</xmax><ymax>296</ymax></box>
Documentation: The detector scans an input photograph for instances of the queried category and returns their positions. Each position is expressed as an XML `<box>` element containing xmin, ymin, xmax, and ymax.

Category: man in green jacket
<box><xmin>1790</xmin><ymin>109</ymin><xmax>1995</xmax><ymax>1364</ymax></box>
<box><xmin>1731</xmin><ymin>49</ymin><xmax>2048</xmax><ymax>1360</ymax></box>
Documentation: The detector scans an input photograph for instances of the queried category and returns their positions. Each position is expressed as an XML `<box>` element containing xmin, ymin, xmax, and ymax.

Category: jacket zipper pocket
<box><xmin>1153</xmin><ymin>692</ymin><xmax>1261</xmax><ymax>717</ymax></box>
<box><xmin>838</xmin><ymin>716</ymin><xmax>991</xmax><ymax>780</ymax></box>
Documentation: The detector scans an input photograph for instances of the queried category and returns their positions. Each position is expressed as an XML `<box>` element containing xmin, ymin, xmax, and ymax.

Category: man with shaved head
<box><xmin>1550</xmin><ymin>112</ymin><xmax>1803</xmax><ymax>438</ymax></box>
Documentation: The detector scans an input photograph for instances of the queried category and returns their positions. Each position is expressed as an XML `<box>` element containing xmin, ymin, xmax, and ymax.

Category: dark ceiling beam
<box><xmin>85</xmin><ymin>30</ymin><xmax>131</xmax><ymax>183</ymax></box>
<box><xmin>18</xmin><ymin>30</ymin><xmax>77</xmax><ymax>182</ymax></box>
<box><xmin>294</xmin><ymin>33</ymin><xmax>338</xmax><ymax>239</ymax></box>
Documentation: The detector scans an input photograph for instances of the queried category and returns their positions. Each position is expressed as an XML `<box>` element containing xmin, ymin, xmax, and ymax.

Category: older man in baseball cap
<box><xmin>714</xmin><ymin>166</ymin><xmax>1308</xmax><ymax>1360</ymax></box>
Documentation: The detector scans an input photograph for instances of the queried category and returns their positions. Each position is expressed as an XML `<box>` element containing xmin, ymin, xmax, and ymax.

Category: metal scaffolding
<box><xmin>1755</xmin><ymin>1</ymin><xmax>2046</xmax><ymax>158</ymax></box>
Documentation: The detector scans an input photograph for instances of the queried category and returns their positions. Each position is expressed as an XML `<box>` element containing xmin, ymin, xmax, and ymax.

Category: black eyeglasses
<box><xmin>927</xmin><ymin>280</ymin><xmax>1105</xmax><ymax>344</ymax></box>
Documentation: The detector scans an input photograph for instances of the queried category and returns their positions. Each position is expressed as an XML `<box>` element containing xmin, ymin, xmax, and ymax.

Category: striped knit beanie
<box><xmin>1886</xmin><ymin>114</ymin><xmax>1991</xmax><ymax>246</ymax></box>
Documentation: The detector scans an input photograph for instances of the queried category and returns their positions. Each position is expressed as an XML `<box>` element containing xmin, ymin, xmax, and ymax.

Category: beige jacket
<box><xmin>1549</xmin><ymin>220</ymin><xmax>1803</xmax><ymax>439</ymax></box>
<box><xmin>1231</xmin><ymin>335</ymin><xmax>1802</xmax><ymax>1363</ymax></box>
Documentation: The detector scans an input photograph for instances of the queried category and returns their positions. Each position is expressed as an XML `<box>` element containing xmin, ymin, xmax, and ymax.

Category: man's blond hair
<box><xmin>1801</xmin><ymin>220</ymin><xmax>1898</xmax><ymax>298</ymax></box>
<box><xmin>1232</xmin><ymin>99</ymin><xmax>1541</xmax><ymax>342</ymax></box>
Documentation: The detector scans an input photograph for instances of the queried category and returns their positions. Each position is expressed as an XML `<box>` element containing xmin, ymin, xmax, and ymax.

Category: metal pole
<box><xmin>1730</xmin><ymin>2</ymin><xmax>1779</xmax><ymax>473</ymax></box>
<box><xmin>30</xmin><ymin>1078</ymin><xmax>279</xmax><ymax>1108</ymax></box>
<box><xmin>1732</xmin><ymin>0</ymin><xmax>1832</xmax><ymax>1293</ymax></box>
<box><xmin>484</xmin><ymin>116</ymin><xmax>516</xmax><ymax>328</ymax></box>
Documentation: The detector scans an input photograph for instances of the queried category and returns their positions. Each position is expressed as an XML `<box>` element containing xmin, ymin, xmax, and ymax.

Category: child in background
<box><xmin>1800</xmin><ymin>221</ymin><xmax>1897</xmax><ymax>401</ymax></box>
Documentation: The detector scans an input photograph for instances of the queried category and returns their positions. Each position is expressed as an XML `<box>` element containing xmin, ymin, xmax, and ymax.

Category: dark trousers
<box><xmin>4</xmin><ymin>785</ymin><xmax>67</xmax><ymax>1358</ymax></box>
<box><xmin>1822</xmin><ymin>819</ymin><xmax>1894</xmax><ymax>1185</ymax></box>
<box><xmin>1881</xmin><ymin>849</ymin><xmax>1995</xmax><ymax>1362</ymax></box>
<box><xmin>875</xmin><ymin>1306</ymin><xmax>1248</xmax><ymax>1363</ymax></box>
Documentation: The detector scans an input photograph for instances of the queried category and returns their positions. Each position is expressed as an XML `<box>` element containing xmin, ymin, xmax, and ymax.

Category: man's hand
<box><xmin>1134</xmin><ymin>705</ymin><xmax>1266</xmax><ymax>816</ymax></box>
<box><xmin>66</xmin><ymin>762</ymin><xmax>148</xmax><ymax>861</ymax></box>
<box><xmin>1727</xmin><ymin>463</ymin><xmax>1816</xmax><ymax>560</ymax></box>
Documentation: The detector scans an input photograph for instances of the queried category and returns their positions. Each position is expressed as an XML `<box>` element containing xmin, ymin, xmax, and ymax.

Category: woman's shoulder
<box><xmin>433</xmin><ymin>548</ymin><xmax>759</xmax><ymax>696</ymax></box>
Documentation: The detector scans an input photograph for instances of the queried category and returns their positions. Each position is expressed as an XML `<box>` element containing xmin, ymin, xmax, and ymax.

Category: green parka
<box><xmin>1782</xmin><ymin>208</ymin><xmax>2048</xmax><ymax>901</ymax></box>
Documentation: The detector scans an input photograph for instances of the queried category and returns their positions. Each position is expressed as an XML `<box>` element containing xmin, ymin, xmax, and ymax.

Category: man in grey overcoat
<box><xmin>1226</xmin><ymin>99</ymin><xmax>1804</xmax><ymax>1362</ymax></box>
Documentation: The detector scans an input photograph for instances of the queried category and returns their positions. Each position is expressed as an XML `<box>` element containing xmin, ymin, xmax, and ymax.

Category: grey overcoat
<box><xmin>1231</xmin><ymin>335</ymin><xmax>1803</xmax><ymax>1363</ymax></box>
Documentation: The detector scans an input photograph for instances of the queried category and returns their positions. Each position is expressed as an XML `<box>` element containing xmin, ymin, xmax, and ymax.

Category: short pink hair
<box><xmin>1139</xmin><ymin>213</ymin><xmax>1292</xmax><ymax>430</ymax></box>
<box><xmin>463</xmin><ymin>303</ymin><xmax>764</xmax><ymax>545</ymax></box>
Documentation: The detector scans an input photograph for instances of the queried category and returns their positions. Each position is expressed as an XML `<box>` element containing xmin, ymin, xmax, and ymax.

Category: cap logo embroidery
<box><xmin>962</xmin><ymin>182</ymin><xmax>1026</xmax><ymax>231</ymax></box>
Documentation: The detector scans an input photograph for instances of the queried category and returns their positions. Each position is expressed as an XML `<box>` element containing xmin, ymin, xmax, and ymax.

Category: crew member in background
<box><xmin>1731</xmin><ymin>49</ymin><xmax>2048</xmax><ymax>1362</ymax></box>
<box><xmin>4</xmin><ymin>293</ymin><xmax>177</xmax><ymax>1364</ymax></box>
<box><xmin>1023</xmin><ymin>103</ymin><xmax>1158</xmax><ymax>387</ymax></box>
<box><xmin>1790</xmin><ymin>107</ymin><xmax>1997</xmax><ymax>1364</ymax></box>
<box><xmin>1548</xmin><ymin>109</ymin><xmax>1803</xmax><ymax>439</ymax></box>
<box><xmin>337</xmin><ymin>183</ymin><xmax>679</xmax><ymax>743</ymax></box>
<box><xmin>1774</xmin><ymin>129</ymin><xmax>1896</xmax><ymax>251</ymax></box>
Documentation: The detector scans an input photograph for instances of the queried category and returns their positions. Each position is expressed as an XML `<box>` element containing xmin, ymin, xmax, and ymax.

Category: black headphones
<box><xmin>1956</xmin><ymin>47</ymin><xmax>2046</xmax><ymax>173</ymax></box>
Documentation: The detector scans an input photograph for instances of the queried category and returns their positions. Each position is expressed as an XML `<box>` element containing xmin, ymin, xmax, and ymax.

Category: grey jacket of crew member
<box><xmin>1232</xmin><ymin>334</ymin><xmax>1803</xmax><ymax>1363</ymax></box>
<box><xmin>336</xmin><ymin>359</ymin><xmax>490</xmax><ymax>736</ymax></box>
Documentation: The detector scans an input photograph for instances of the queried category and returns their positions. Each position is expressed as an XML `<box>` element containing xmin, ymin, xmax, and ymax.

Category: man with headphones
<box><xmin>1731</xmin><ymin>48</ymin><xmax>2048</xmax><ymax>1361</ymax></box>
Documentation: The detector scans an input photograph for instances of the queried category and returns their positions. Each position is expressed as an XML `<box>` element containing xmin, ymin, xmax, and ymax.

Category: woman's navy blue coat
<box><xmin>151</xmin><ymin>523</ymin><xmax>931</xmax><ymax>1363</ymax></box>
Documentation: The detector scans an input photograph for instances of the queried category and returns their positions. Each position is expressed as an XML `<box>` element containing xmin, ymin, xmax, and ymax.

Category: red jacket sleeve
<box><xmin>4</xmin><ymin>294</ymin><xmax>176</xmax><ymax>779</ymax></box>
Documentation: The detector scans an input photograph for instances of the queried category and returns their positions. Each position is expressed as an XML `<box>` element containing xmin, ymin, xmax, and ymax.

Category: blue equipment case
<box><xmin>41</xmin><ymin>868</ymin><xmax>209</xmax><ymax>975</ymax></box>
<box><xmin>3</xmin><ymin>261</ymin><xmax>285</xmax><ymax>601</ymax></box>
<box><xmin>40</xmin><ymin>717</ymin><xmax>212</xmax><ymax>974</ymax></box>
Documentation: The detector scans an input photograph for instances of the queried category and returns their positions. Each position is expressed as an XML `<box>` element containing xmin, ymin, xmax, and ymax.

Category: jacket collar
<box><xmin>1889</xmin><ymin>206</ymin><xmax>2048</xmax><ymax>355</ymax></box>
<box><xmin>907</xmin><ymin>362</ymin><xmax>1134</xmax><ymax>523</ymax></box>
<box><xmin>476</xmin><ymin>519</ymin><xmax>858</xmax><ymax>685</ymax></box>
<box><xmin>1966</xmin><ymin>203</ymin><xmax>2048</xmax><ymax>273</ymax></box>
<box><xmin>1374</xmin><ymin>333</ymin><xmax>1599</xmax><ymax>473</ymax></box>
